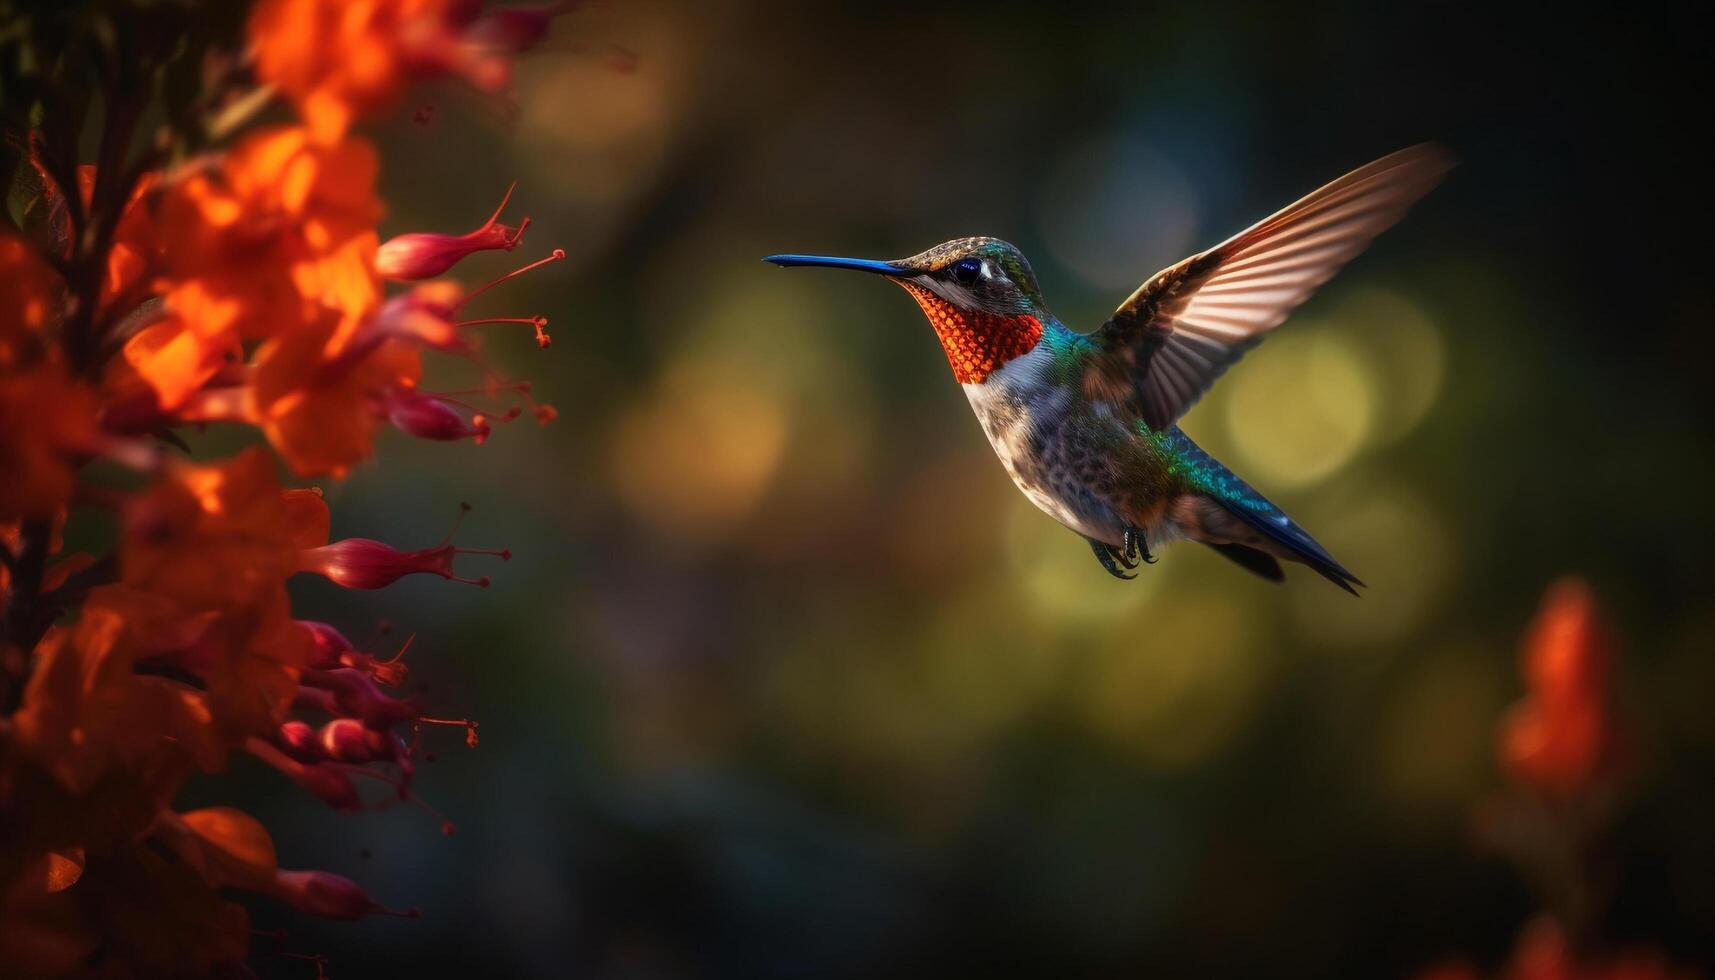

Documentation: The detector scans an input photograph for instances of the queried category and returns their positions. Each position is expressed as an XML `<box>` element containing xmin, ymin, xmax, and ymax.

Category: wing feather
<box><xmin>1084</xmin><ymin>144</ymin><xmax>1455</xmax><ymax>430</ymax></box>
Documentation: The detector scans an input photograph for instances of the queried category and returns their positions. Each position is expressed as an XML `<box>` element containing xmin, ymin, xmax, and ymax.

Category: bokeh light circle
<box><xmin>1223</xmin><ymin>329</ymin><xmax>1376</xmax><ymax>489</ymax></box>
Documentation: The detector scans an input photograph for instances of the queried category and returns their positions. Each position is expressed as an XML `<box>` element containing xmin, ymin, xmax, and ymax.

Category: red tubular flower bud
<box><xmin>293</xmin><ymin>686</ymin><xmax>339</xmax><ymax>715</ymax></box>
<box><xmin>300</xmin><ymin>538</ymin><xmax>507</xmax><ymax>589</ymax></box>
<box><xmin>269</xmin><ymin>869</ymin><xmax>413</xmax><ymax>920</ymax></box>
<box><xmin>296</xmin><ymin>764</ymin><xmax>362</xmax><ymax>812</ymax></box>
<box><xmin>301</xmin><ymin>620</ymin><xmax>356</xmax><ymax>669</ymax></box>
<box><xmin>369</xmin><ymin>250</ymin><xmax>564</xmax><ymax>365</ymax></box>
<box><xmin>373</xmin><ymin>284</ymin><xmax>467</xmax><ymax>354</ymax></box>
<box><xmin>376</xmin><ymin>182</ymin><xmax>529</xmax><ymax>281</ymax></box>
<box><xmin>247</xmin><ymin>738</ymin><xmax>362</xmax><ymax>811</ymax></box>
<box><xmin>301</xmin><ymin>667</ymin><xmax>421</xmax><ymax>728</ymax></box>
<box><xmin>299</xmin><ymin>621</ymin><xmax>413</xmax><ymax>685</ymax></box>
<box><xmin>278</xmin><ymin>720</ymin><xmax>320</xmax><ymax>760</ymax></box>
<box><xmin>381</xmin><ymin>387</ymin><xmax>492</xmax><ymax>444</ymax></box>
<box><xmin>298</xmin><ymin>505</ymin><xmax>509</xmax><ymax>589</ymax></box>
<box><xmin>318</xmin><ymin>718</ymin><xmax>395</xmax><ymax>763</ymax></box>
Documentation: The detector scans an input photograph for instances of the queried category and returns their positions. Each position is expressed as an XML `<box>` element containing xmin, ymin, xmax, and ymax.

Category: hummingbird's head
<box><xmin>765</xmin><ymin>237</ymin><xmax>1049</xmax><ymax>384</ymax></box>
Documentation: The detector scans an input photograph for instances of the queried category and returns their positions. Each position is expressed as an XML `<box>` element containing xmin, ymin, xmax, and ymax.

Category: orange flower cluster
<box><xmin>1417</xmin><ymin>916</ymin><xmax>1698</xmax><ymax>980</ymax></box>
<box><xmin>1</xmin><ymin>1</ymin><xmax>574</xmax><ymax>974</ymax></box>
<box><xmin>251</xmin><ymin>0</ymin><xmax>569</xmax><ymax>143</ymax></box>
<box><xmin>1498</xmin><ymin>578</ymin><xmax>1622</xmax><ymax>797</ymax></box>
<box><xmin>1414</xmin><ymin>580</ymin><xmax>1697</xmax><ymax>980</ymax></box>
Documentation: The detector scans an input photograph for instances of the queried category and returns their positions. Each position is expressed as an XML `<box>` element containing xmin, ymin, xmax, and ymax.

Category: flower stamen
<box><xmin>456</xmin><ymin>248</ymin><xmax>566</xmax><ymax>310</ymax></box>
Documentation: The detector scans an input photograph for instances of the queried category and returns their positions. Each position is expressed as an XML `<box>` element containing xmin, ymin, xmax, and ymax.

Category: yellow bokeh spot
<box><xmin>1080</xmin><ymin>593</ymin><xmax>1264</xmax><ymax>768</ymax></box>
<box><xmin>1002</xmin><ymin>494</ymin><xmax>1166</xmax><ymax>623</ymax></box>
<box><xmin>1327</xmin><ymin>288</ymin><xmax>1446</xmax><ymax>445</ymax></box>
<box><xmin>1224</xmin><ymin>329</ymin><xmax>1375</xmax><ymax>490</ymax></box>
<box><xmin>917</xmin><ymin>591</ymin><xmax>1066</xmax><ymax>741</ymax></box>
<box><xmin>607</xmin><ymin>358</ymin><xmax>788</xmax><ymax>545</ymax></box>
<box><xmin>516</xmin><ymin>8</ymin><xmax>685</xmax><ymax>205</ymax></box>
<box><xmin>643</xmin><ymin>251</ymin><xmax>885</xmax><ymax>557</ymax></box>
<box><xmin>1289</xmin><ymin>477</ymin><xmax>1454</xmax><ymax>649</ymax></box>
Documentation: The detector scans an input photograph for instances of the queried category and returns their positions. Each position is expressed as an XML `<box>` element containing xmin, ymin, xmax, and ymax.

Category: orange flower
<box><xmin>155</xmin><ymin>807</ymin><xmax>278</xmax><ymax>892</ymax></box>
<box><xmin>1498</xmin><ymin>578</ymin><xmax>1621</xmax><ymax>797</ymax></box>
<box><xmin>12</xmin><ymin>589</ymin><xmax>226</xmax><ymax>796</ymax></box>
<box><xmin>250</xmin><ymin>0</ymin><xmax>511</xmax><ymax>144</ymax></box>
<box><xmin>1411</xmin><ymin>917</ymin><xmax>1697</xmax><ymax>980</ymax></box>
<box><xmin>74</xmin><ymin>166</ymin><xmax>162</xmax><ymax>315</ymax></box>
<box><xmin>114</xmin><ymin>311</ymin><xmax>242</xmax><ymax>413</ymax></box>
<box><xmin>248</xmin><ymin>308</ymin><xmax>424</xmax><ymax>476</ymax></box>
<box><xmin>118</xmin><ymin>451</ymin><xmax>323</xmax><ymax>736</ymax></box>
<box><xmin>157</xmin><ymin>124</ymin><xmax>382</xmax><ymax>357</ymax></box>
<box><xmin>0</xmin><ymin>233</ymin><xmax>62</xmax><ymax>368</ymax></box>
<box><xmin>121</xmin><ymin>448</ymin><xmax>313</xmax><ymax>610</ymax></box>
<box><xmin>0</xmin><ymin>366</ymin><xmax>99</xmax><ymax>522</ymax></box>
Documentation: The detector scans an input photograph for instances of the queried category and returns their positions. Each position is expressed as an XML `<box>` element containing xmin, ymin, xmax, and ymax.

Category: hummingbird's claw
<box><xmin>1122</xmin><ymin>526</ymin><xmax>1157</xmax><ymax>565</ymax></box>
<box><xmin>1090</xmin><ymin>539</ymin><xmax>1137</xmax><ymax>580</ymax></box>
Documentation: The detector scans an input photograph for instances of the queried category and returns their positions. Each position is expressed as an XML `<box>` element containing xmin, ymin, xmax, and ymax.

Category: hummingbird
<box><xmin>766</xmin><ymin>145</ymin><xmax>1453</xmax><ymax>592</ymax></box>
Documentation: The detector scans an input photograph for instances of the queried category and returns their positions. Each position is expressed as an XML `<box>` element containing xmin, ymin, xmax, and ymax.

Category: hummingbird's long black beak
<box><xmin>763</xmin><ymin>254</ymin><xmax>914</xmax><ymax>276</ymax></box>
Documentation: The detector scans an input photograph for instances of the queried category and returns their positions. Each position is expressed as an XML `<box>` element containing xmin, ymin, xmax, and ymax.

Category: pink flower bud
<box><xmin>270</xmin><ymin>870</ymin><xmax>401</xmax><ymax>920</ymax></box>
<box><xmin>376</xmin><ymin>183</ymin><xmax>528</xmax><ymax>281</ymax></box>
<box><xmin>369</xmin><ymin>250</ymin><xmax>563</xmax><ymax>361</ymax></box>
<box><xmin>317</xmin><ymin>718</ymin><xmax>395</xmax><ymax>763</ymax></box>
<box><xmin>247</xmin><ymin>738</ymin><xmax>361</xmax><ymax>811</ymax></box>
<box><xmin>298</xmin><ymin>507</ymin><xmax>509</xmax><ymax>590</ymax></box>
<box><xmin>300</xmin><ymin>620</ymin><xmax>355</xmax><ymax>668</ymax></box>
<box><xmin>301</xmin><ymin>667</ymin><xmax>421</xmax><ymax>728</ymax></box>
<box><xmin>301</xmin><ymin>538</ymin><xmax>505</xmax><ymax>589</ymax></box>
<box><xmin>293</xmin><ymin>686</ymin><xmax>339</xmax><ymax>715</ymax></box>
<box><xmin>373</xmin><ymin>285</ymin><xmax>466</xmax><ymax>354</ymax></box>
<box><xmin>277</xmin><ymin>720</ymin><xmax>319</xmax><ymax>759</ymax></box>
<box><xmin>381</xmin><ymin>388</ymin><xmax>491</xmax><ymax>444</ymax></box>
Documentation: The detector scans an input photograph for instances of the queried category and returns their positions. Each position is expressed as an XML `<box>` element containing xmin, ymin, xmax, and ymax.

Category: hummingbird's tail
<box><xmin>1219</xmin><ymin>500</ymin><xmax>1364</xmax><ymax>596</ymax></box>
<box><xmin>1157</xmin><ymin>428</ymin><xmax>1363</xmax><ymax>595</ymax></box>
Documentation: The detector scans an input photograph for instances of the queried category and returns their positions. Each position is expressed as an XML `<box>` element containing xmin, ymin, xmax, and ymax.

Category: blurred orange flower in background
<box><xmin>251</xmin><ymin>0</ymin><xmax>520</xmax><ymax>143</ymax></box>
<box><xmin>73</xmin><ymin>167</ymin><xmax>162</xmax><ymax>317</ymax></box>
<box><xmin>0</xmin><ymin>367</ymin><xmax>98</xmax><ymax>522</ymax></box>
<box><xmin>0</xmin><ymin>233</ymin><xmax>62</xmax><ymax>367</ymax></box>
<box><xmin>1413</xmin><ymin>579</ymin><xmax>1700</xmax><ymax>980</ymax></box>
<box><xmin>1500</xmin><ymin>578</ymin><xmax>1622</xmax><ymax>798</ymax></box>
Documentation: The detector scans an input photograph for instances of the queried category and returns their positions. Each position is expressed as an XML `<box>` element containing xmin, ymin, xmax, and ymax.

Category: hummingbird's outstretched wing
<box><xmin>1082</xmin><ymin>144</ymin><xmax>1455</xmax><ymax>431</ymax></box>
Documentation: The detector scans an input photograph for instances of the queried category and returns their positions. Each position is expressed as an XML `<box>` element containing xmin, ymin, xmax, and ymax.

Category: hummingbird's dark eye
<box><xmin>950</xmin><ymin>257</ymin><xmax>983</xmax><ymax>285</ymax></box>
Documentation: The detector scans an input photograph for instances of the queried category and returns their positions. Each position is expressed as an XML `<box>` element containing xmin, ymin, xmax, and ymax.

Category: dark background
<box><xmin>197</xmin><ymin>2</ymin><xmax>1713</xmax><ymax>977</ymax></box>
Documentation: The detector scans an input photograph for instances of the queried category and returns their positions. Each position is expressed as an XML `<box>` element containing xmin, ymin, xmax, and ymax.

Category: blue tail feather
<box><xmin>1158</xmin><ymin>428</ymin><xmax>1363</xmax><ymax>595</ymax></box>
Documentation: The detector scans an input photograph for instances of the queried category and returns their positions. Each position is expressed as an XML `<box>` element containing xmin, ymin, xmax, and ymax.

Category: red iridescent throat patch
<box><xmin>900</xmin><ymin>284</ymin><xmax>1043</xmax><ymax>384</ymax></box>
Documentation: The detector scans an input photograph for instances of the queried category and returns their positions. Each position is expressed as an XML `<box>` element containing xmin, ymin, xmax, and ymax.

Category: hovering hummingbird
<box><xmin>766</xmin><ymin>145</ymin><xmax>1452</xmax><ymax>592</ymax></box>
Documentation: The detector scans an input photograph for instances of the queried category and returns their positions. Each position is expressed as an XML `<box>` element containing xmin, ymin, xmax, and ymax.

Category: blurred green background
<box><xmin>209</xmin><ymin>1</ymin><xmax>1714</xmax><ymax>976</ymax></box>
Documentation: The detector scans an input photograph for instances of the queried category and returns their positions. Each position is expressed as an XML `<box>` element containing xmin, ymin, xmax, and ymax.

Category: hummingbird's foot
<box><xmin>1122</xmin><ymin>526</ymin><xmax>1157</xmax><ymax>565</ymax></box>
<box><xmin>1090</xmin><ymin>539</ymin><xmax>1137</xmax><ymax>580</ymax></box>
